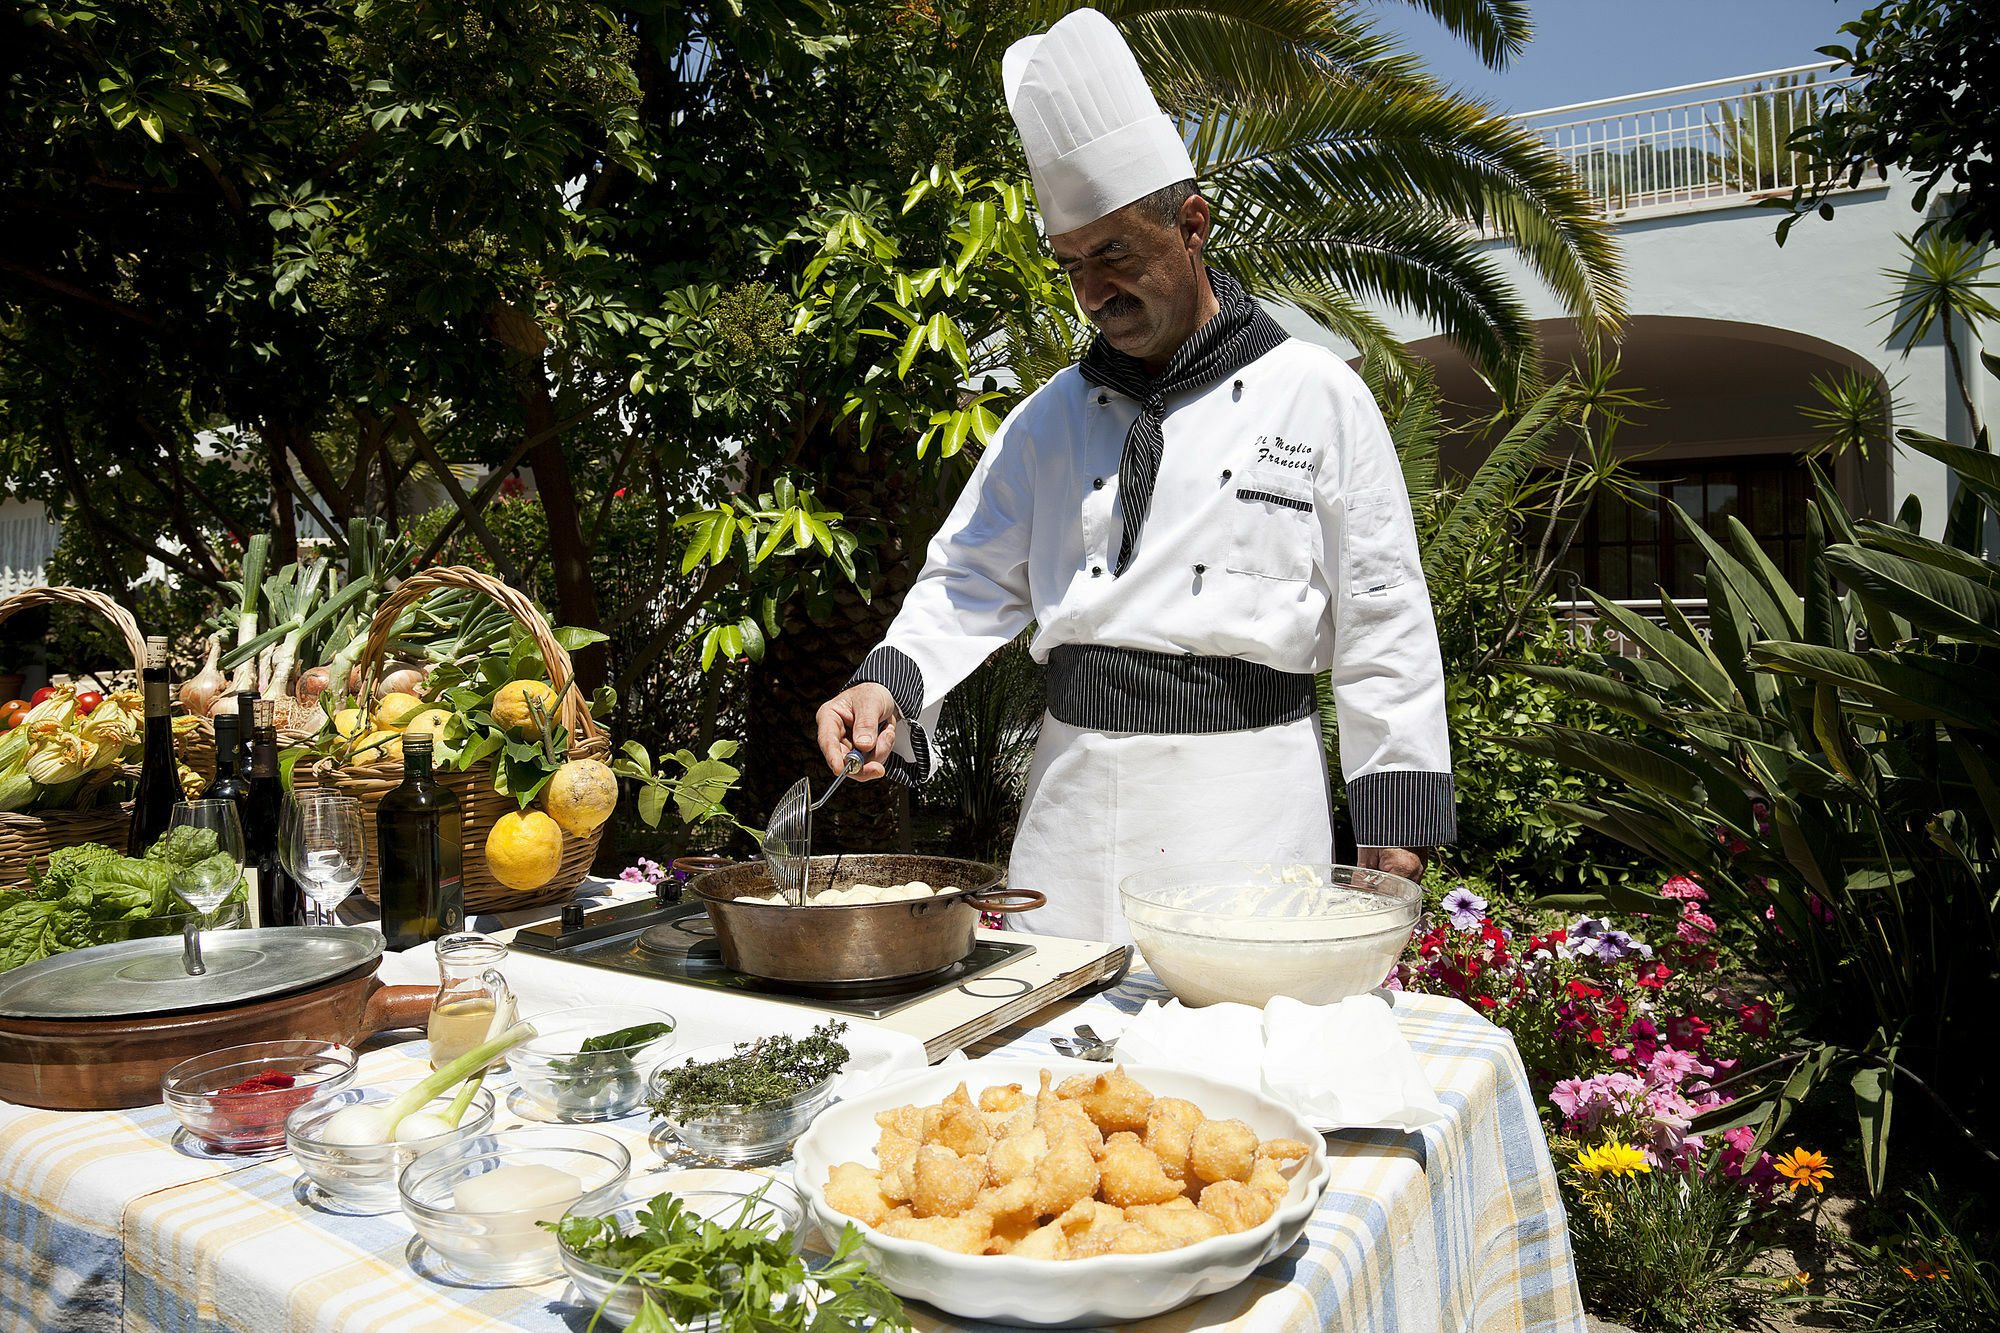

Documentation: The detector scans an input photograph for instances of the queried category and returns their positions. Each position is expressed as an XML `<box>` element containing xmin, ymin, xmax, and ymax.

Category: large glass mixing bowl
<box><xmin>1119</xmin><ymin>862</ymin><xmax>1421</xmax><ymax>1007</ymax></box>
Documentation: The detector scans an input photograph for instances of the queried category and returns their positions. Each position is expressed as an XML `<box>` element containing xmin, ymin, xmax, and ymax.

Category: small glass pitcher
<box><xmin>427</xmin><ymin>932</ymin><xmax>518</xmax><ymax>1071</ymax></box>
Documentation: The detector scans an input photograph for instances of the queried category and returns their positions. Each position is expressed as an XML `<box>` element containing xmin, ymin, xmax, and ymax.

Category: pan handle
<box><xmin>357</xmin><ymin>985</ymin><xmax>437</xmax><ymax>1039</ymax></box>
<box><xmin>965</xmin><ymin>887</ymin><xmax>1045</xmax><ymax>914</ymax></box>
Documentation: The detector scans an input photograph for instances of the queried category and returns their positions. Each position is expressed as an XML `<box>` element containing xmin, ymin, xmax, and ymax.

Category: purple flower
<box><xmin>619</xmin><ymin>857</ymin><xmax>668</xmax><ymax>886</ymax></box>
<box><xmin>1441</xmin><ymin>886</ymin><xmax>1488</xmax><ymax>932</ymax></box>
<box><xmin>1568</xmin><ymin>917</ymin><xmax>1652</xmax><ymax>962</ymax></box>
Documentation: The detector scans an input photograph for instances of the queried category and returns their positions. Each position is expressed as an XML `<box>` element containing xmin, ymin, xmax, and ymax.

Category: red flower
<box><xmin>499</xmin><ymin>476</ymin><xmax>527</xmax><ymax>499</ymax></box>
<box><xmin>1634</xmin><ymin>961</ymin><xmax>1673</xmax><ymax>989</ymax></box>
<box><xmin>1738</xmin><ymin>1001</ymin><xmax>1774</xmax><ymax>1036</ymax></box>
<box><xmin>1566</xmin><ymin>980</ymin><xmax>1603</xmax><ymax>1001</ymax></box>
<box><xmin>1660</xmin><ymin>875</ymin><xmax>1708</xmax><ymax>902</ymax></box>
<box><xmin>1665</xmin><ymin>1013</ymin><xmax>1712</xmax><ymax>1052</ymax></box>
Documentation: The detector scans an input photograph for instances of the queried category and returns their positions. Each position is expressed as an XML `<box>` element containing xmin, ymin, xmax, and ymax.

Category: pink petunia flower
<box><xmin>1660</xmin><ymin>875</ymin><xmax>1709</xmax><ymax>902</ymax></box>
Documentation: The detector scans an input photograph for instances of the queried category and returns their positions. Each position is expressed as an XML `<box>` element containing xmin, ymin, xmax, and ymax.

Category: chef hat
<box><xmin>1002</xmin><ymin>8</ymin><xmax>1197</xmax><ymax>236</ymax></box>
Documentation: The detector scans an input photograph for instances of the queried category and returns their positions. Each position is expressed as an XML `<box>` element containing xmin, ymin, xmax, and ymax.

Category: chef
<box><xmin>815</xmin><ymin>8</ymin><xmax>1454</xmax><ymax>944</ymax></box>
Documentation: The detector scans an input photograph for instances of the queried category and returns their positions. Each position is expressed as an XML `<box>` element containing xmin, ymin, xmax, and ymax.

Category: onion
<box><xmin>295</xmin><ymin>665</ymin><xmax>332</xmax><ymax>705</ymax></box>
<box><xmin>393</xmin><ymin>1112</ymin><xmax>457</xmax><ymax>1144</ymax></box>
<box><xmin>180</xmin><ymin>637</ymin><xmax>228</xmax><ymax>717</ymax></box>
<box><xmin>373</xmin><ymin>662</ymin><xmax>429</xmax><ymax>701</ymax></box>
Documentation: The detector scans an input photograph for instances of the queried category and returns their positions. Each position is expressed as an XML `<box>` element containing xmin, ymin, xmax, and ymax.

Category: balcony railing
<box><xmin>1513</xmin><ymin>63</ymin><xmax>1863</xmax><ymax>219</ymax></box>
<box><xmin>1555</xmin><ymin>598</ymin><xmax>1711</xmax><ymax>658</ymax></box>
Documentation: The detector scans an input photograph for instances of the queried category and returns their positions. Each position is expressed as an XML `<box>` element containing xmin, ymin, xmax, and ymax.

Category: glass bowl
<box><xmin>286</xmin><ymin>1084</ymin><xmax>498</xmax><ymax>1210</ymax></box>
<box><xmin>1119</xmin><ymin>861</ymin><xmax>1421</xmax><ymax>1008</ymax></box>
<box><xmin>398</xmin><ymin>1126</ymin><xmax>632</xmax><ymax>1284</ymax></box>
<box><xmin>649</xmin><ymin>1045</ymin><xmax>835</xmax><ymax>1164</ymax></box>
<box><xmin>558</xmin><ymin>1173</ymin><xmax>808</xmax><ymax>1329</ymax></box>
<box><xmin>161</xmin><ymin>1039</ymin><xmax>358</xmax><ymax>1152</ymax></box>
<box><xmin>508</xmin><ymin>1004</ymin><xmax>677</xmax><ymax>1122</ymax></box>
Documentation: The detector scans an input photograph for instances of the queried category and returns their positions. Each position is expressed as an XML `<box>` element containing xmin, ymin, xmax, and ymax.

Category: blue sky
<box><xmin>1362</xmin><ymin>0</ymin><xmax>1855</xmax><ymax>113</ymax></box>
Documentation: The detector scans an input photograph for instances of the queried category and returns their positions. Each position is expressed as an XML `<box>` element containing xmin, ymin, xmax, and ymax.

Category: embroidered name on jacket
<box><xmin>1237</xmin><ymin>434</ymin><xmax>1315</xmax><ymax>511</ymax></box>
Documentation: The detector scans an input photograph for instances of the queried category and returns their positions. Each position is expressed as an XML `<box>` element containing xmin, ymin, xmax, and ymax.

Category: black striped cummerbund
<box><xmin>1045</xmin><ymin>644</ymin><xmax>1318</xmax><ymax>735</ymax></box>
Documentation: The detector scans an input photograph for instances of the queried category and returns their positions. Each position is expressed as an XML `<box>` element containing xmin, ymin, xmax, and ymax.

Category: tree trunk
<box><xmin>517</xmin><ymin>361</ymin><xmax>606</xmax><ymax>689</ymax></box>
<box><xmin>266</xmin><ymin>423</ymin><xmax>299</xmax><ymax>568</ymax></box>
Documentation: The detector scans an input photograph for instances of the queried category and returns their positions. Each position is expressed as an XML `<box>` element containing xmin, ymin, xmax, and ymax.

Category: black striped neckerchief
<box><xmin>1077</xmin><ymin>263</ymin><xmax>1290</xmax><ymax>575</ymax></box>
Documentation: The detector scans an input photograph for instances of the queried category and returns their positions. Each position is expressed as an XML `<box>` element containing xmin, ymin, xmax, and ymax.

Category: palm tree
<box><xmin>1048</xmin><ymin>0</ymin><xmax>1625</xmax><ymax>400</ymax></box>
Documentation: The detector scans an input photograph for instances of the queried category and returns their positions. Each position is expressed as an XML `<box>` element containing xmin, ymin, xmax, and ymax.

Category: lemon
<box><xmin>484</xmin><ymin>809</ymin><xmax>564</xmax><ymax>891</ymax></box>
<box><xmin>373</xmin><ymin>692</ymin><xmax>427</xmax><ymax>730</ymax></box>
<box><xmin>402</xmin><ymin>707</ymin><xmax>455</xmax><ymax>751</ymax></box>
<box><xmin>347</xmin><ymin>728</ymin><xmax>402</xmax><ymax>764</ymax></box>
<box><xmin>491</xmin><ymin>680</ymin><xmax>557</xmax><ymax>738</ymax></box>
<box><xmin>543</xmin><ymin>758</ymin><xmax>617</xmax><ymax>837</ymax></box>
<box><xmin>330</xmin><ymin>707</ymin><xmax>365</xmax><ymax>740</ymax></box>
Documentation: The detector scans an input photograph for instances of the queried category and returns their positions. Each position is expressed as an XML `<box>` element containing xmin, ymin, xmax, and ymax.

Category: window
<box><xmin>1558</xmin><ymin>457</ymin><xmax>1813</xmax><ymax>601</ymax></box>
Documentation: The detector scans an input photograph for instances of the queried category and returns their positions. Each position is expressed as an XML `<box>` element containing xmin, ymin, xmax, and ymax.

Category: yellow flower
<box><xmin>1573</xmin><ymin>1142</ymin><xmax>1652</xmax><ymax>1179</ymax></box>
<box><xmin>1772</xmin><ymin>1148</ymin><xmax>1833</xmax><ymax>1194</ymax></box>
<box><xmin>1901</xmin><ymin>1261</ymin><xmax>1949</xmax><ymax>1282</ymax></box>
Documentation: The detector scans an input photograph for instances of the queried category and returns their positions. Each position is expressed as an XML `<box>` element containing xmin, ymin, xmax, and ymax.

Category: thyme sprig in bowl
<box><xmin>647</xmin><ymin>1022</ymin><xmax>849</xmax><ymax>1164</ymax></box>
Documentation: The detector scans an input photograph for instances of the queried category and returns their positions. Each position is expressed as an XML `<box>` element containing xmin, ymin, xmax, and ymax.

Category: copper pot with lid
<box><xmin>692</xmin><ymin>854</ymin><xmax>1043</xmax><ymax>984</ymax></box>
<box><xmin>0</xmin><ymin>927</ymin><xmax>434</xmax><ymax>1110</ymax></box>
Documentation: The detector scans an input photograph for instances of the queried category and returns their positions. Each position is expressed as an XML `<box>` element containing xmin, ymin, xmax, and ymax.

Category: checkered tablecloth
<box><xmin>0</xmin><ymin>974</ymin><xmax>1584</xmax><ymax>1333</ymax></box>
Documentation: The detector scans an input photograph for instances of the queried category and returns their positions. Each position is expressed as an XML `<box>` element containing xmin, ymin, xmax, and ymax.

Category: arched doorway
<box><xmin>1398</xmin><ymin>315</ymin><xmax>1893</xmax><ymax>601</ymax></box>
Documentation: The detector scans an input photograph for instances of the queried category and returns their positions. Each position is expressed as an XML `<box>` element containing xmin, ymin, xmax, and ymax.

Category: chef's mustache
<box><xmin>1090</xmin><ymin>292</ymin><xmax>1144</xmax><ymax>322</ymax></box>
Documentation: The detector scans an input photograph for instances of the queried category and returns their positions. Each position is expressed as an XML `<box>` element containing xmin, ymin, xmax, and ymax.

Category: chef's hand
<box><xmin>816</xmin><ymin>683</ymin><xmax>899</xmax><ymax>781</ymax></box>
<box><xmin>1358</xmin><ymin>846</ymin><xmax>1428</xmax><ymax>881</ymax></box>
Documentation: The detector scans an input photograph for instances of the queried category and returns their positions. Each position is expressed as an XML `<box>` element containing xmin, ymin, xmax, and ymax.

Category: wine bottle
<box><xmin>128</xmin><ymin>636</ymin><xmax>179</xmax><ymax>857</ymax></box>
<box><xmin>236</xmin><ymin>691</ymin><xmax>258</xmax><ymax>774</ymax></box>
<box><xmin>202</xmin><ymin>711</ymin><xmax>251</xmax><ymax>811</ymax></box>
<box><xmin>377</xmin><ymin>732</ymin><xmax>464</xmax><ymax>950</ymax></box>
<box><xmin>245</xmin><ymin>698</ymin><xmax>301</xmax><ymax>928</ymax></box>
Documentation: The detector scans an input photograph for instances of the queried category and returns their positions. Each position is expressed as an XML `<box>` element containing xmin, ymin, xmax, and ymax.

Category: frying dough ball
<box><xmin>878</xmin><ymin>1131</ymin><xmax>919</xmax><ymax>1204</ymax></box>
<box><xmin>1096</xmin><ymin>1132</ymin><xmax>1185</xmax><ymax>1207</ymax></box>
<box><xmin>1008</xmin><ymin>1218</ymin><xmax>1068</xmax><ymax>1260</ymax></box>
<box><xmin>1126</xmin><ymin>1201</ymin><xmax>1228</xmax><ymax>1245</ymax></box>
<box><xmin>1068</xmin><ymin>1221</ymin><xmax>1186</xmax><ymax>1258</ymax></box>
<box><xmin>1198</xmin><ymin>1179</ymin><xmax>1279</xmax><ymax>1234</ymax></box>
<box><xmin>1076</xmin><ymin>1066</ymin><xmax>1155</xmax><ymax>1135</ymax></box>
<box><xmin>930</xmin><ymin>1099</ymin><xmax>993</xmax><ymax>1158</ymax></box>
<box><xmin>1143</xmin><ymin>1098</ymin><xmax>1204</xmax><ymax>1183</ymax></box>
<box><xmin>987</xmin><ymin>1125</ymin><xmax>1049</xmax><ymax>1187</ymax></box>
<box><xmin>913</xmin><ymin>1145</ymin><xmax>985</xmax><ymax>1218</ymax></box>
<box><xmin>1189</xmin><ymin>1118</ymin><xmax>1259</xmax><ymax>1183</ymax></box>
<box><xmin>979</xmin><ymin>1083</ymin><xmax>1026</xmax><ymax>1113</ymax></box>
<box><xmin>1260</xmin><ymin>1137</ymin><xmax>1312</xmax><ymax>1163</ymax></box>
<box><xmin>1247</xmin><ymin>1155</ymin><xmax>1290</xmax><ymax>1197</ymax></box>
<box><xmin>882</xmin><ymin>1215</ymin><xmax>991</xmax><ymax>1255</ymax></box>
<box><xmin>876</xmin><ymin>1105</ymin><xmax>925</xmax><ymax>1141</ymax></box>
<box><xmin>1031</xmin><ymin>1130</ymin><xmax>1100</xmax><ymax>1218</ymax></box>
<box><xmin>824</xmin><ymin>1162</ymin><xmax>897</xmax><ymax>1227</ymax></box>
<box><xmin>974</xmin><ymin>1177</ymin><xmax>1037</xmax><ymax>1224</ymax></box>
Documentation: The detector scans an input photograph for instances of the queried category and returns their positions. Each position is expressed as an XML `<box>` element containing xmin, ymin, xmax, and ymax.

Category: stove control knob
<box><xmin>656</xmin><ymin>878</ymin><xmax>682</xmax><ymax>907</ymax></box>
<box><xmin>560</xmin><ymin>903</ymin><xmax>586</xmax><ymax>932</ymax></box>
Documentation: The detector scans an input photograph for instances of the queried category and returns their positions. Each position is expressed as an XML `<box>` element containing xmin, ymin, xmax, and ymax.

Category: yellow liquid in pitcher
<box><xmin>428</xmin><ymin>998</ymin><xmax>499</xmax><ymax>1070</ymax></box>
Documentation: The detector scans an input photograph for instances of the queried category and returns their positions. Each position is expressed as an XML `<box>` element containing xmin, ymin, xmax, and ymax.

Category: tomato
<box><xmin>29</xmin><ymin>686</ymin><xmax>56</xmax><ymax>705</ymax></box>
<box><xmin>0</xmin><ymin>701</ymin><xmax>28</xmax><ymax>730</ymax></box>
<box><xmin>73</xmin><ymin>691</ymin><xmax>104</xmax><ymax>716</ymax></box>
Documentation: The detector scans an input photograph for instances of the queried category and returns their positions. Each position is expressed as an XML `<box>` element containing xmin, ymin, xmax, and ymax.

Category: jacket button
<box><xmin>1091</xmin><ymin>566</ymin><xmax>1103</xmax><ymax>577</ymax></box>
<box><xmin>1092</xmin><ymin>476</ymin><xmax>1104</xmax><ymax>489</ymax></box>
<box><xmin>1233</xmin><ymin>379</ymin><xmax>1243</xmax><ymax>392</ymax></box>
<box><xmin>1221</xmin><ymin>469</ymin><xmax>1232</xmax><ymax>482</ymax></box>
<box><xmin>1193</xmin><ymin>563</ymin><xmax>1207</xmax><ymax>574</ymax></box>
<box><xmin>1097</xmin><ymin>394</ymin><xmax>1109</xmax><ymax>406</ymax></box>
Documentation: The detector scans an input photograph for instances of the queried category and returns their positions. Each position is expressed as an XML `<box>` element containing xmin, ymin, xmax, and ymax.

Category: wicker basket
<box><xmin>298</xmin><ymin>566</ymin><xmax>608</xmax><ymax>913</ymax></box>
<box><xmin>0</xmin><ymin>586</ymin><xmax>146</xmax><ymax>892</ymax></box>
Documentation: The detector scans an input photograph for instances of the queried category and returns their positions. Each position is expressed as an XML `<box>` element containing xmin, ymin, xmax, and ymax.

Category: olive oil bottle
<box><xmin>376</xmin><ymin>732</ymin><xmax>464</xmax><ymax>949</ymax></box>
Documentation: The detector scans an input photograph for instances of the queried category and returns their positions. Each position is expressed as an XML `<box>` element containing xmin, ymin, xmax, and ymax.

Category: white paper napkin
<box><xmin>1114</xmin><ymin>993</ymin><xmax>1448</xmax><ymax>1132</ymax></box>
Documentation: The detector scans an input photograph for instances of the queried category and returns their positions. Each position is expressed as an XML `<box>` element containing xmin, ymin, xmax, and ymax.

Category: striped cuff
<box><xmin>848</xmin><ymin>646</ymin><xmax>933</xmax><ymax>787</ymax></box>
<box><xmin>1347</xmin><ymin>770</ymin><xmax>1457</xmax><ymax>848</ymax></box>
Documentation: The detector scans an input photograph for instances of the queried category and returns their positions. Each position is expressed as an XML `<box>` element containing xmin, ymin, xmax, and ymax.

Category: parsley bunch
<box><xmin>647</xmin><ymin>1021</ymin><xmax>850</xmax><ymax>1119</ymax></box>
<box><xmin>545</xmin><ymin>1188</ymin><xmax>907</xmax><ymax>1333</ymax></box>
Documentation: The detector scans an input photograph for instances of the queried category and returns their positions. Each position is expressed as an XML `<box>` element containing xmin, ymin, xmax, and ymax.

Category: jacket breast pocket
<box><xmin>1341</xmin><ymin>485</ymin><xmax>1412</xmax><ymax>595</ymax></box>
<box><xmin>1226</xmin><ymin>487</ymin><xmax>1313</xmax><ymax>582</ymax></box>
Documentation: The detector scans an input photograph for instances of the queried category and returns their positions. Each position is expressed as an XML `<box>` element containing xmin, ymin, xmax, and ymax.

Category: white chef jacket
<box><xmin>852</xmin><ymin>336</ymin><xmax>1453</xmax><ymax>942</ymax></box>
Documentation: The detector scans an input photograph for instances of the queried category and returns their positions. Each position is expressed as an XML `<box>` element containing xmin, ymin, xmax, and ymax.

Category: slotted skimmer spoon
<box><xmin>762</xmin><ymin>750</ymin><xmax>863</xmax><ymax>905</ymax></box>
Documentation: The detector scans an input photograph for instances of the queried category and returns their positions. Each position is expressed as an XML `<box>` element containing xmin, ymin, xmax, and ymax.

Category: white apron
<box><xmin>1005</xmin><ymin>712</ymin><xmax>1333</xmax><ymax>944</ymax></box>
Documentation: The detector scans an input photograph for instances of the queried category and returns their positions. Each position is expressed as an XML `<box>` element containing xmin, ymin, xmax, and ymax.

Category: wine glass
<box><xmin>167</xmin><ymin>800</ymin><xmax>246</xmax><ymax>976</ymax></box>
<box><xmin>283</xmin><ymin>793</ymin><xmax>366</xmax><ymax>926</ymax></box>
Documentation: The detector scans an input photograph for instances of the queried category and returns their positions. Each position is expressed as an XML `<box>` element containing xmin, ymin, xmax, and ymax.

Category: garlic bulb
<box><xmin>180</xmin><ymin>637</ymin><xmax>227</xmax><ymax>717</ymax></box>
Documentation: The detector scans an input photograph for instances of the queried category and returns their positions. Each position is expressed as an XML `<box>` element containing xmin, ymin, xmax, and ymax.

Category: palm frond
<box><xmin>1423</xmin><ymin>375</ymin><xmax>1571</xmax><ymax>581</ymax></box>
